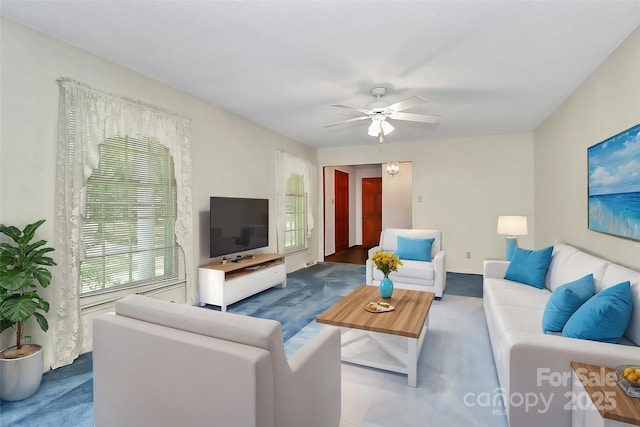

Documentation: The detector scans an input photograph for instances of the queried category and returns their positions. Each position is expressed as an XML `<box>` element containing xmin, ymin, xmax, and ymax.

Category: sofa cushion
<box><xmin>491</xmin><ymin>304</ymin><xmax>546</xmax><ymax>336</ymax></box>
<box><xmin>395</xmin><ymin>236</ymin><xmax>434</xmax><ymax>262</ymax></box>
<box><xmin>602</xmin><ymin>264</ymin><xmax>640</xmax><ymax>345</ymax></box>
<box><xmin>483</xmin><ymin>278</ymin><xmax>552</xmax><ymax>310</ymax></box>
<box><xmin>504</xmin><ymin>246</ymin><xmax>553</xmax><ymax>289</ymax></box>
<box><xmin>562</xmin><ymin>281</ymin><xmax>633</xmax><ymax>343</ymax></box>
<box><xmin>541</xmin><ymin>274</ymin><xmax>594</xmax><ymax>333</ymax></box>
<box><xmin>547</xmin><ymin>245</ymin><xmax>608</xmax><ymax>292</ymax></box>
<box><xmin>372</xmin><ymin>259</ymin><xmax>434</xmax><ymax>283</ymax></box>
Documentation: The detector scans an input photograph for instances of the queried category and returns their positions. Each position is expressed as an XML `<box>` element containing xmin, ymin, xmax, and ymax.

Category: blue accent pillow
<box><xmin>562</xmin><ymin>281</ymin><xmax>633</xmax><ymax>343</ymax></box>
<box><xmin>504</xmin><ymin>246</ymin><xmax>553</xmax><ymax>289</ymax></box>
<box><xmin>395</xmin><ymin>236</ymin><xmax>434</xmax><ymax>262</ymax></box>
<box><xmin>541</xmin><ymin>274</ymin><xmax>594</xmax><ymax>333</ymax></box>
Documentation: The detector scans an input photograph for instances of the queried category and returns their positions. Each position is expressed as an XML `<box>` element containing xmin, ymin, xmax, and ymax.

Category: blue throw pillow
<box><xmin>395</xmin><ymin>236</ymin><xmax>434</xmax><ymax>262</ymax></box>
<box><xmin>504</xmin><ymin>246</ymin><xmax>553</xmax><ymax>289</ymax></box>
<box><xmin>562</xmin><ymin>281</ymin><xmax>633</xmax><ymax>343</ymax></box>
<box><xmin>541</xmin><ymin>274</ymin><xmax>594</xmax><ymax>333</ymax></box>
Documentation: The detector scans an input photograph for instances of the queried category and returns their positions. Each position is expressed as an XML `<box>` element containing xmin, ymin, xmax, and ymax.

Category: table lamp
<box><xmin>497</xmin><ymin>216</ymin><xmax>528</xmax><ymax>260</ymax></box>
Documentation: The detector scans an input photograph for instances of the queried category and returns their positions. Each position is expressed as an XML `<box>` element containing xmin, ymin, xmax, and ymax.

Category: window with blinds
<box><xmin>284</xmin><ymin>173</ymin><xmax>307</xmax><ymax>252</ymax></box>
<box><xmin>80</xmin><ymin>135</ymin><xmax>178</xmax><ymax>295</ymax></box>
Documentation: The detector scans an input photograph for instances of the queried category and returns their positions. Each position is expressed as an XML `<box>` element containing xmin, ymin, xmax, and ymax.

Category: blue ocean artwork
<box><xmin>588</xmin><ymin>124</ymin><xmax>640</xmax><ymax>241</ymax></box>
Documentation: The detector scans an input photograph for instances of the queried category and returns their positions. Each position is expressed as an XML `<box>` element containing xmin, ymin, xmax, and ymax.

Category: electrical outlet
<box><xmin>466</xmin><ymin>251</ymin><xmax>471</xmax><ymax>259</ymax></box>
<box><xmin>417</xmin><ymin>195</ymin><xmax>423</xmax><ymax>203</ymax></box>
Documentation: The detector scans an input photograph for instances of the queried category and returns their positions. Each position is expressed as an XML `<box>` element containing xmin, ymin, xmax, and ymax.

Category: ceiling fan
<box><xmin>324</xmin><ymin>87</ymin><xmax>441</xmax><ymax>143</ymax></box>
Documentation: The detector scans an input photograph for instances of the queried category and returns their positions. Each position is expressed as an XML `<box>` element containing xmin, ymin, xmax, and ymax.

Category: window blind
<box><xmin>80</xmin><ymin>136</ymin><xmax>178</xmax><ymax>295</ymax></box>
<box><xmin>284</xmin><ymin>173</ymin><xmax>307</xmax><ymax>251</ymax></box>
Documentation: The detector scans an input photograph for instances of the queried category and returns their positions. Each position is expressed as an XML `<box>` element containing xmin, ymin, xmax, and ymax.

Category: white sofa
<box><xmin>93</xmin><ymin>295</ymin><xmax>341</xmax><ymax>427</ymax></box>
<box><xmin>483</xmin><ymin>243</ymin><xmax>640</xmax><ymax>427</ymax></box>
<box><xmin>366</xmin><ymin>228</ymin><xmax>446</xmax><ymax>297</ymax></box>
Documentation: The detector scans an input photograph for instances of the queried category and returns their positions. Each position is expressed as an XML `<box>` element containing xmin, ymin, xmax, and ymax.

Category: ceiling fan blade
<box><xmin>385</xmin><ymin>96</ymin><xmax>429</xmax><ymax>112</ymax></box>
<box><xmin>323</xmin><ymin>115</ymin><xmax>370</xmax><ymax>127</ymax></box>
<box><xmin>330</xmin><ymin>104</ymin><xmax>373</xmax><ymax>115</ymax></box>
<box><xmin>389</xmin><ymin>112</ymin><xmax>441</xmax><ymax>124</ymax></box>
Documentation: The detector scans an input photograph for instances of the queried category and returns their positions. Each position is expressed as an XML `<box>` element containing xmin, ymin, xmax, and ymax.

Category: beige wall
<box><xmin>382</xmin><ymin>162</ymin><xmax>413</xmax><ymax>229</ymax></box>
<box><xmin>534</xmin><ymin>27</ymin><xmax>640</xmax><ymax>270</ymax></box>
<box><xmin>318</xmin><ymin>133</ymin><xmax>535</xmax><ymax>273</ymax></box>
<box><xmin>0</xmin><ymin>18</ymin><xmax>318</xmax><ymax>366</ymax></box>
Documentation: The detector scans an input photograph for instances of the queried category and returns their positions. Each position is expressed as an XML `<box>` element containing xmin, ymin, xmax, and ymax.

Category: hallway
<box><xmin>324</xmin><ymin>245</ymin><xmax>368</xmax><ymax>265</ymax></box>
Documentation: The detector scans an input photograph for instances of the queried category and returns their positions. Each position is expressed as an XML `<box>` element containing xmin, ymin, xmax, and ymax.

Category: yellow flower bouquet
<box><xmin>371</xmin><ymin>251</ymin><xmax>403</xmax><ymax>278</ymax></box>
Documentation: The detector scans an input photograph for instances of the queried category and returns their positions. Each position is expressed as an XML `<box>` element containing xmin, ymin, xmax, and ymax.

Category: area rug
<box><xmin>214</xmin><ymin>264</ymin><xmax>483</xmax><ymax>341</ymax></box>
<box><xmin>0</xmin><ymin>262</ymin><xmax>364</xmax><ymax>427</ymax></box>
<box><xmin>444</xmin><ymin>272</ymin><xmax>483</xmax><ymax>298</ymax></box>
<box><xmin>210</xmin><ymin>261</ymin><xmax>365</xmax><ymax>341</ymax></box>
<box><xmin>0</xmin><ymin>263</ymin><xmax>483</xmax><ymax>427</ymax></box>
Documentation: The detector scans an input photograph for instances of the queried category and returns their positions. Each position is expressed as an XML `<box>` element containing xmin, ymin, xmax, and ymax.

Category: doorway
<box><xmin>334</xmin><ymin>169</ymin><xmax>349</xmax><ymax>253</ymax></box>
<box><xmin>362</xmin><ymin>177</ymin><xmax>382</xmax><ymax>248</ymax></box>
<box><xmin>322</xmin><ymin>163</ymin><xmax>412</xmax><ymax>262</ymax></box>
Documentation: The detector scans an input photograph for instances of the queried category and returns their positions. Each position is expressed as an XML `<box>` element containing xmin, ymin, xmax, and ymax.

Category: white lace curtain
<box><xmin>275</xmin><ymin>150</ymin><xmax>314</xmax><ymax>253</ymax></box>
<box><xmin>54</xmin><ymin>78</ymin><xmax>193</xmax><ymax>368</ymax></box>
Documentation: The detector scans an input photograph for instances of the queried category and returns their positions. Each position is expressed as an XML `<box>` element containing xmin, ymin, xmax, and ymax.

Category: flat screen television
<box><xmin>210</xmin><ymin>197</ymin><xmax>269</xmax><ymax>258</ymax></box>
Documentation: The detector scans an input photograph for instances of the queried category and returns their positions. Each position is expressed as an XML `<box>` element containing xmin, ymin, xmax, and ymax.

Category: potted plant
<box><xmin>0</xmin><ymin>219</ymin><xmax>55</xmax><ymax>401</ymax></box>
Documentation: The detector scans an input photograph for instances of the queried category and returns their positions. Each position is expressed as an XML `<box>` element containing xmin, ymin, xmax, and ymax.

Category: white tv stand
<box><xmin>198</xmin><ymin>253</ymin><xmax>286</xmax><ymax>311</ymax></box>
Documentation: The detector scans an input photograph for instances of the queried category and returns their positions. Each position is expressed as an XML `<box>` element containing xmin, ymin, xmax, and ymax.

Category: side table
<box><xmin>571</xmin><ymin>361</ymin><xmax>640</xmax><ymax>427</ymax></box>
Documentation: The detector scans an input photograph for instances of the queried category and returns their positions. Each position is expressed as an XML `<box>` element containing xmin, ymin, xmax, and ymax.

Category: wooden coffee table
<box><xmin>316</xmin><ymin>285</ymin><xmax>434</xmax><ymax>387</ymax></box>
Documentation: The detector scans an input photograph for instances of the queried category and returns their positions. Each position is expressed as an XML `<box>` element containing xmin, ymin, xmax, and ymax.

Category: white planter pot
<box><xmin>0</xmin><ymin>344</ymin><xmax>43</xmax><ymax>401</ymax></box>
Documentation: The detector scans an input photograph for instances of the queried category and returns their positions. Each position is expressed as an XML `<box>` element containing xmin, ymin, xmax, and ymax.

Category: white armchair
<box><xmin>93</xmin><ymin>295</ymin><xmax>341</xmax><ymax>427</ymax></box>
<box><xmin>366</xmin><ymin>228</ymin><xmax>446</xmax><ymax>298</ymax></box>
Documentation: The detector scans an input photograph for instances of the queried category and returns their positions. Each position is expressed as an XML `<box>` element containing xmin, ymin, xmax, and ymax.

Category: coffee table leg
<box><xmin>408</xmin><ymin>315</ymin><xmax>428</xmax><ymax>387</ymax></box>
<box><xmin>408</xmin><ymin>337</ymin><xmax>418</xmax><ymax>387</ymax></box>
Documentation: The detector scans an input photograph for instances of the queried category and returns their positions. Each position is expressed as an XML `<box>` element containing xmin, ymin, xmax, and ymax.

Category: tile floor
<box><xmin>286</xmin><ymin>294</ymin><xmax>508</xmax><ymax>427</ymax></box>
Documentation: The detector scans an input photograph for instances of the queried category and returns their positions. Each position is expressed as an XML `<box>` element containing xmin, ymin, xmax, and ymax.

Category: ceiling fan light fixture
<box><xmin>325</xmin><ymin>87</ymin><xmax>439</xmax><ymax>143</ymax></box>
<box><xmin>381</xmin><ymin>120</ymin><xmax>394</xmax><ymax>135</ymax></box>
<box><xmin>367</xmin><ymin>121</ymin><xmax>381</xmax><ymax>137</ymax></box>
<box><xmin>367</xmin><ymin>118</ymin><xmax>394</xmax><ymax>138</ymax></box>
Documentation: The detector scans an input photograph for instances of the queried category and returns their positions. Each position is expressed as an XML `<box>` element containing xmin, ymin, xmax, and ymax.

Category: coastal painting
<box><xmin>588</xmin><ymin>124</ymin><xmax>640</xmax><ymax>241</ymax></box>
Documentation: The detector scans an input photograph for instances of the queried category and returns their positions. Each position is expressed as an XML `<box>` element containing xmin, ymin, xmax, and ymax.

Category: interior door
<box><xmin>362</xmin><ymin>177</ymin><xmax>382</xmax><ymax>248</ymax></box>
<box><xmin>334</xmin><ymin>169</ymin><xmax>349</xmax><ymax>253</ymax></box>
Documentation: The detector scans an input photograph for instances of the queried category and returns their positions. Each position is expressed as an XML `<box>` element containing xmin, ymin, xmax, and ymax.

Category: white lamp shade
<box><xmin>380</xmin><ymin>120</ymin><xmax>394</xmax><ymax>135</ymax></box>
<box><xmin>497</xmin><ymin>216</ymin><xmax>528</xmax><ymax>236</ymax></box>
<box><xmin>368</xmin><ymin>119</ymin><xmax>395</xmax><ymax>137</ymax></box>
<box><xmin>367</xmin><ymin>121</ymin><xmax>380</xmax><ymax>136</ymax></box>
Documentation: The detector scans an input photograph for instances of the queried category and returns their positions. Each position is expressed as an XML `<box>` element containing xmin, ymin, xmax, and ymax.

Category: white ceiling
<box><xmin>2</xmin><ymin>1</ymin><xmax>639</xmax><ymax>148</ymax></box>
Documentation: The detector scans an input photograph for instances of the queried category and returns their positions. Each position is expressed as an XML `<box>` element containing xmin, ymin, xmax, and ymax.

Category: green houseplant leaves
<box><xmin>0</xmin><ymin>220</ymin><xmax>55</xmax><ymax>351</ymax></box>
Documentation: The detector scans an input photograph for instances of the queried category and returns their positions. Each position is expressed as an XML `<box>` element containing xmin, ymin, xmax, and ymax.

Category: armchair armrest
<box><xmin>283</xmin><ymin>326</ymin><xmax>341</xmax><ymax>427</ymax></box>
<box><xmin>483</xmin><ymin>260</ymin><xmax>510</xmax><ymax>279</ymax></box>
<box><xmin>365</xmin><ymin>259</ymin><xmax>374</xmax><ymax>284</ymax></box>
<box><xmin>367</xmin><ymin>245</ymin><xmax>382</xmax><ymax>259</ymax></box>
<box><xmin>433</xmin><ymin>251</ymin><xmax>446</xmax><ymax>297</ymax></box>
<box><xmin>502</xmin><ymin>330</ymin><xmax>640</xmax><ymax>427</ymax></box>
<box><xmin>365</xmin><ymin>246</ymin><xmax>381</xmax><ymax>285</ymax></box>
